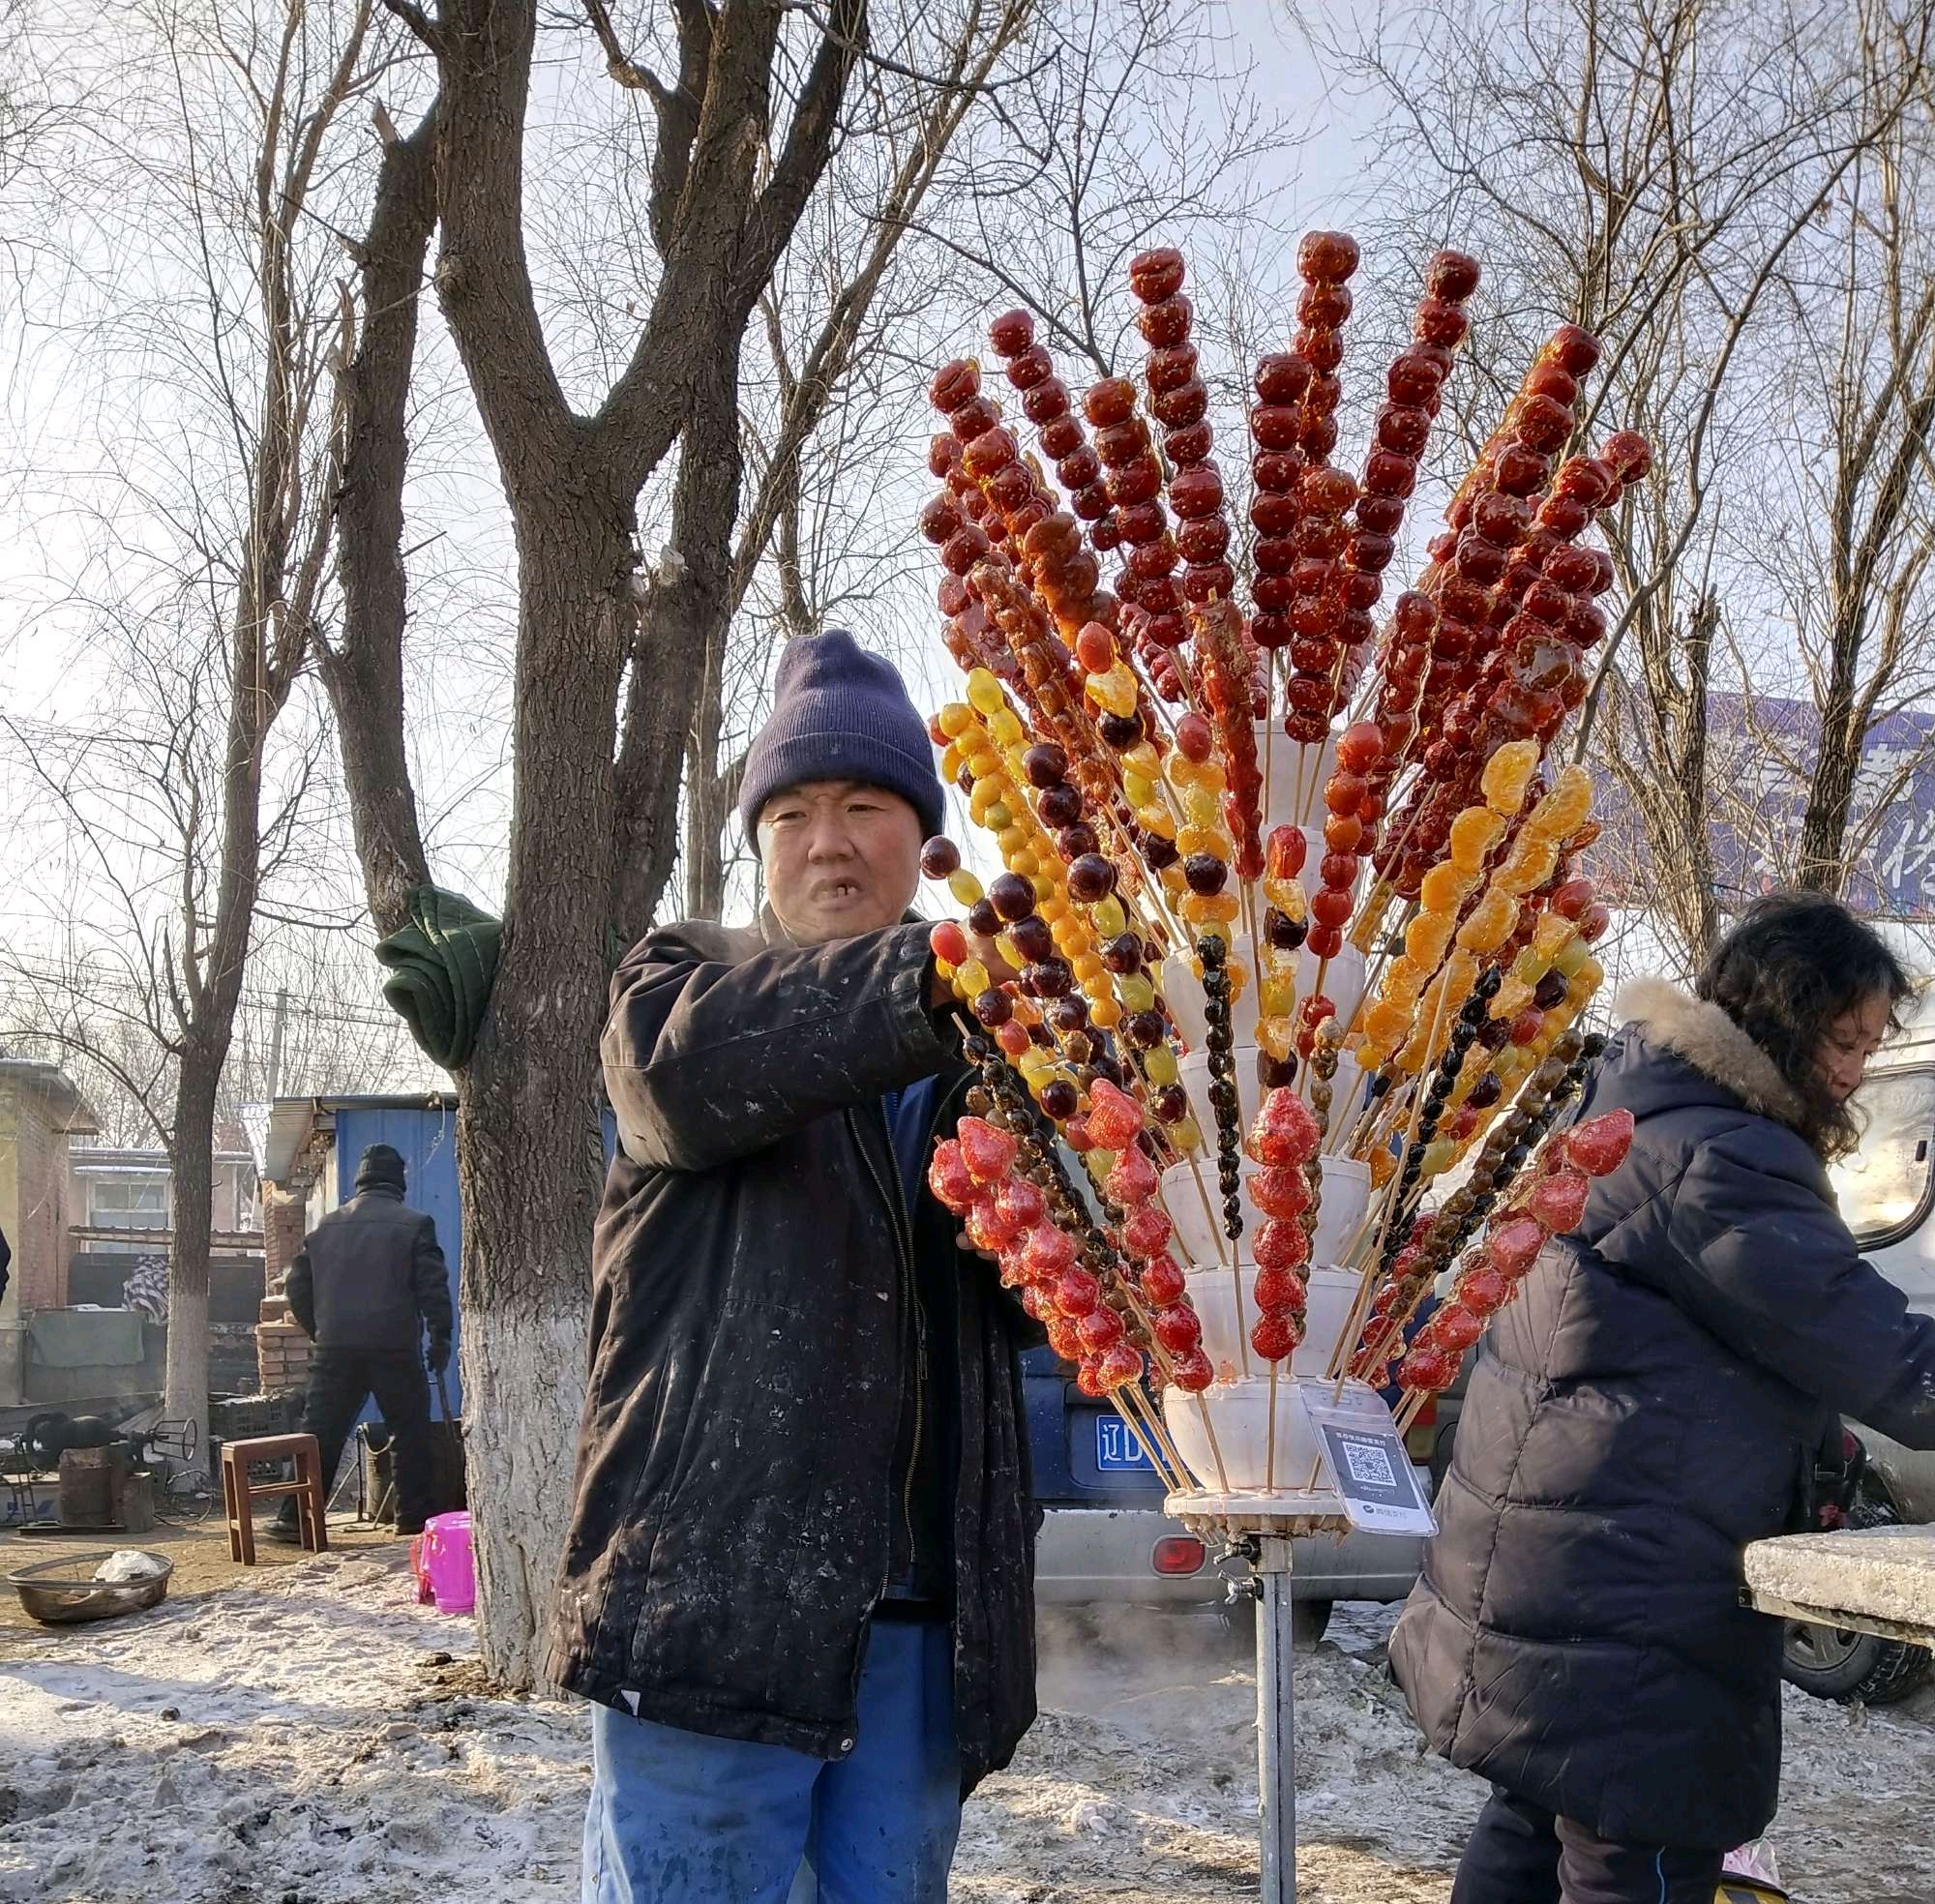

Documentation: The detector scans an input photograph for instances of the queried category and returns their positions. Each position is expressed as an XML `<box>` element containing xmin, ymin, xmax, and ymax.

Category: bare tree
<box><xmin>665</xmin><ymin>0</ymin><xmax>1036</xmax><ymax>922</ymax></box>
<box><xmin>1317</xmin><ymin>0</ymin><xmax>1935</xmax><ymax>967</ymax></box>
<box><xmin>676</xmin><ymin>0</ymin><xmax>1307</xmax><ymax>925</ymax></box>
<box><xmin>1768</xmin><ymin>125</ymin><xmax>1935</xmax><ymax>889</ymax></box>
<box><xmin>0</xmin><ymin>0</ymin><xmax>387</xmax><ymax>1463</ymax></box>
<box><xmin>323</xmin><ymin>0</ymin><xmax>888</xmax><ymax>1687</ymax></box>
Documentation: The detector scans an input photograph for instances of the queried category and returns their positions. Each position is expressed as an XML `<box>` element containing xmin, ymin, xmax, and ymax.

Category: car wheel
<box><xmin>1779</xmin><ymin>1479</ymin><xmax>1929</xmax><ymax>1706</ymax></box>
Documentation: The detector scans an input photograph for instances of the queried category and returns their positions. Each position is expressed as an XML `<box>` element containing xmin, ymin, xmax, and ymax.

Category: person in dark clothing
<box><xmin>275</xmin><ymin>1144</ymin><xmax>452</xmax><ymax>1538</ymax></box>
<box><xmin>554</xmin><ymin>630</ymin><xmax>1036</xmax><ymax>1904</ymax></box>
<box><xmin>0</xmin><ymin>1222</ymin><xmax>10</xmax><ymax>1309</ymax></box>
<box><xmin>1393</xmin><ymin>892</ymin><xmax>1935</xmax><ymax>1903</ymax></box>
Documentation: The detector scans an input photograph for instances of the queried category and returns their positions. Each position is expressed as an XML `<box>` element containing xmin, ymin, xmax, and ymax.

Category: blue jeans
<box><xmin>582</xmin><ymin>1617</ymin><xmax>961</xmax><ymax>1903</ymax></box>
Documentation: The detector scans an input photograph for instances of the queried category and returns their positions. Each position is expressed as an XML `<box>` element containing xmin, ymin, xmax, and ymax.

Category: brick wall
<box><xmin>261</xmin><ymin>1185</ymin><xmax>306</xmax><ymax>1294</ymax></box>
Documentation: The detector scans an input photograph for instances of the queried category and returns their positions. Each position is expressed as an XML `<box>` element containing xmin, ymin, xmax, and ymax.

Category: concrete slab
<box><xmin>1742</xmin><ymin>1524</ymin><xmax>1935</xmax><ymax>1633</ymax></box>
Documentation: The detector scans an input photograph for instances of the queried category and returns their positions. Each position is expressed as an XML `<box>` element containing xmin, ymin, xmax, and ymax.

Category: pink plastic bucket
<box><xmin>421</xmin><ymin>1510</ymin><xmax>475</xmax><ymax>1615</ymax></box>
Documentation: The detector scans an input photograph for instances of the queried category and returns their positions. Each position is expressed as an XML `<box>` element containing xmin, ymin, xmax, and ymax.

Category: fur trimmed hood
<box><xmin>1613</xmin><ymin>976</ymin><xmax>1809</xmax><ymax>1132</ymax></box>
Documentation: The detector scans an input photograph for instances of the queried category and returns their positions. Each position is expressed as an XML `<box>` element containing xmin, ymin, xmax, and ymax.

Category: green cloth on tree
<box><xmin>375</xmin><ymin>885</ymin><xmax>502</xmax><ymax>1070</ymax></box>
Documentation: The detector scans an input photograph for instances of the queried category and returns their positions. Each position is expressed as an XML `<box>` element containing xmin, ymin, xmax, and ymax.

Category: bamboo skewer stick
<box><xmin>1265</xmin><ymin>1362</ymin><xmax>1280</xmax><ymax>1493</ymax></box>
<box><xmin>1122</xmin><ymin>1382</ymin><xmax>1189</xmax><ymax>1488</ymax></box>
<box><xmin>1118</xmin><ymin>1286</ymin><xmax>1232</xmax><ymax>1497</ymax></box>
<box><xmin>1111</xmin><ymin>1392</ymin><xmax>1181</xmax><ymax>1492</ymax></box>
<box><xmin>1305</xmin><ymin>978</ymin><xmax>1452</xmax><ymax>1484</ymax></box>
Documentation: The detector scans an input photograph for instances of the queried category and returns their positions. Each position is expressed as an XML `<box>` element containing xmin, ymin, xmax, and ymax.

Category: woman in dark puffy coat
<box><xmin>1392</xmin><ymin>892</ymin><xmax>1935</xmax><ymax>1903</ymax></box>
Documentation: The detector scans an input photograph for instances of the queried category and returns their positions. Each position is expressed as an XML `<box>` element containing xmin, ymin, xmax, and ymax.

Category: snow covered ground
<box><xmin>5</xmin><ymin>1551</ymin><xmax>1935</xmax><ymax>1902</ymax></box>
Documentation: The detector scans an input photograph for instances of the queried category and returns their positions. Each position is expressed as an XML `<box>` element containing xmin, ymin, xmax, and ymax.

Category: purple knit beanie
<box><xmin>737</xmin><ymin>629</ymin><xmax>944</xmax><ymax>839</ymax></box>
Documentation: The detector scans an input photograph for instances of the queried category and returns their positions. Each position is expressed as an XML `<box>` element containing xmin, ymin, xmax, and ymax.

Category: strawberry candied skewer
<box><xmin>1244</xmin><ymin>1085</ymin><xmax>1323</xmax><ymax>1488</ymax></box>
<box><xmin>1392</xmin><ymin>1109</ymin><xmax>1633</xmax><ymax>1421</ymax></box>
<box><xmin>1092</xmin><ymin>1077</ymin><xmax>1216</xmax><ymax>1399</ymax></box>
<box><xmin>932</xmin><ymin>1107</ymin><xmax>1156</xmax><ymax>1414</ymax></box>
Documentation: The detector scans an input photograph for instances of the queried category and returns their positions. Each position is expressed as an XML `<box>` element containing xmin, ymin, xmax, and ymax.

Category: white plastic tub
<box><xmin>1159</xmin><ymin>1150</ymin><xmax>1371</xmax><ymax>1270</ymax></box>
<box><xmin>1183</xmin><ymin>1264</ymin><xmax>1366</xmax><ymax>1383</ymax></box>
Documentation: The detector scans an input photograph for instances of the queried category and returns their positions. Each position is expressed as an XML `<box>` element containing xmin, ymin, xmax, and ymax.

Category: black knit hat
<box><xmin>355</xmin><ymin>1144</ymin><xmax>407</xmax><ymax>1195</ymax></box>
<box><xmin>736</xmin><ymin>628</ymin><xmax>944</xmax><ymax>840</ymax></box>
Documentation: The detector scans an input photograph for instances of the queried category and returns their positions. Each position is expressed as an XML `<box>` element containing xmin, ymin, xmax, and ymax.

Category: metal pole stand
<box><xmin>1255</xmin><ymin>1532</ymin><xmax>1296</xmax><ymax>1904</ymax></box>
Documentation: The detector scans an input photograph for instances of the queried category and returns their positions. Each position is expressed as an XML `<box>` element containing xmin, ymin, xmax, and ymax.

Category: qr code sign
<box><xmin>1342</xmin><ymin>1438</ymin><xmax>1398</xmax><ymax>1490</ymax></box>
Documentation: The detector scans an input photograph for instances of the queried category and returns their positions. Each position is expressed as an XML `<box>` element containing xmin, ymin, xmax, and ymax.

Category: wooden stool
<box><xmin>221</xmin><ymin>1433</ymin><xmax>328</xmax><ymax>1565</ymax></box>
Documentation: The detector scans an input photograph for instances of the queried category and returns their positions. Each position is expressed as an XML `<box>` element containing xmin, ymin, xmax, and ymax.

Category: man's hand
<box><xmin>930</xmin><ymin>927</ymin><xmax>1023</xmax><ymax>1011</ymax></box>
<box><xmin>427</xmin><ymin>1333</ymin><xmax>452</xmax><ymax>1374</ymax></box>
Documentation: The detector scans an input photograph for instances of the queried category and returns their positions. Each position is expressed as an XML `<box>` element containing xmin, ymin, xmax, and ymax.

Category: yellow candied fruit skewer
<box><xmin>1403</xmin><ymin>910</ymin><xmax>1456</xmax><ymax>967</ymax></box>
<box><xmin>1456</xmin><ymin>887</ymin><xmax>1517</xmax><ymax>955</ymax></box>
<box><xmin>1419</xmin><ymin>861</ymin><xmax>1479</xmax><ymax>913</ymax></box>
<box><xmin>1448</xmin><ymin>806</ymin><xmax>1508</xmax><ymax>870</ymax></box>
<box><xmin>1479</xmin><ymin>738</ymin><xmax>1540</xmax><ymax>814</ymax></box>
<box><xmin>1531</xmin><ymin>910</ymin><xmax>1577</xmax><ymax>961</ymax></box>
<box><xmin>1520</xmin><ymin>763</ymin><xmax>1593</xmax><ymax>842</ymax></box>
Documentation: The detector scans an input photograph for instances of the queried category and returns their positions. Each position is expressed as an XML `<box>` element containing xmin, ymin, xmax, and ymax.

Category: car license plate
<box><xmin>1094</xmin><ymin>1414</ymin><xmax>1153</xmax><ymax>1472</ymax></box>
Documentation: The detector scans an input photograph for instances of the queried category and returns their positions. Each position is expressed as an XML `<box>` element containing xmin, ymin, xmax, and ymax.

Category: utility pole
<box><xmin>267</xmin><ymin>988</ymin><xmax>289</xmax><ymax>1100</ymax></box>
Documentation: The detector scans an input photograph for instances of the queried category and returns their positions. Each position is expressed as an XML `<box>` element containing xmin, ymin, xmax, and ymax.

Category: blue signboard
<box><xmin>1589</xmin><ymin>693</ymin><xmax>1935</xmax><ymax>916</ymax></box>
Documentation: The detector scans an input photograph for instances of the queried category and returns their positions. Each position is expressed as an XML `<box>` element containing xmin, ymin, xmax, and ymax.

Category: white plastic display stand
<box><xmin>1163</xmin><ymin>1380</ymin><xmax>1435</xmax><ymax>1904</ymax></box>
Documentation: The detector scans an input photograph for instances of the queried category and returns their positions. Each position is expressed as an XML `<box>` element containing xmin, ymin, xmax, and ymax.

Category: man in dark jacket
<box><xmin>553</xmin><ymin>629</ymin><xmax>1036</xmax><ymax>1904</ymax></box>
<box><xmin>1393</xmin><ymin>967</ymin><xmax>1935</xmax><ymax>1901</ymax></box>
<box><xmin>276</xmin><ymin>1144</ymin><xmax>452</xmax><ymax>1537</ymax></box>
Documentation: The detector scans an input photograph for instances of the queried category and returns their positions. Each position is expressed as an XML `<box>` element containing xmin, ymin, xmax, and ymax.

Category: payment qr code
<box><xmin>1341</xmin><ymin>1438</ymin><xmax>1398</xmax><ymax>1491</ymax></box>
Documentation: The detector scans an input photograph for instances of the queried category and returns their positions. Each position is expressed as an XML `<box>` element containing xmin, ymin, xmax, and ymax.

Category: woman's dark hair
<box><xmin>1698</xmin><ymin>890</ymin><xmax>1913</xmax><ymax>1158</ymax></box>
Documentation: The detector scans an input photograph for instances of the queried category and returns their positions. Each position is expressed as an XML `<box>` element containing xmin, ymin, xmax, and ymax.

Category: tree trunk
<box><xmin>1796</xmin><ymin>701</ymin><xmax>1861</xmax><ymax>894</ymax></box>
<box><xmin>683</xmin><ymin>637</ymin><xmax>735</xmax><ymax>920</ymax></box>
<box><xmin>610</xmin><ymin>352</ymin><xmax>743</xmax><ymax>938</ymax></box>
<box><xmin>164</xmin><ymin>1055</ymin><xmax>221</xmax><ymax>1478</ymax></box>
<box><xmin>322</xmin><ymin>103</ymin><xmax>439</xmax><ymax>937</ymax></box>
<box><xmin>459</xmin><ymin>503</ymin><xmax>631</xmax><ymax>1688</ymax></box>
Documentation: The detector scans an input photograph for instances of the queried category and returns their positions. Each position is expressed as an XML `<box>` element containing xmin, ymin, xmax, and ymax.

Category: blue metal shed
<box><xmin>256</xmin><ymin>1094</ymin><xmax>464</xmax><ymax>1417</ymax></box>
<box><xmin>253</xmin><ymin>1092</ymin><xmax>615</xmax><ymax>1422</ymax></box>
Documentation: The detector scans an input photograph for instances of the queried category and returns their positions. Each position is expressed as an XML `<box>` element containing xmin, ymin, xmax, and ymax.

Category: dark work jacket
<box><xmin>546</xmin><ymin>913</ymin><xmax>1039</xmax><ymax>1793</ymax></box>
<box><xmin>1392</xmin><ymin>977</ymin><xmax>1935</xmax><ymax>1849</ymax></box>
<box><xmin>285</xmin><ymin>1187</ymin><xmax>451</xmax><ymax>1353</ymax></box>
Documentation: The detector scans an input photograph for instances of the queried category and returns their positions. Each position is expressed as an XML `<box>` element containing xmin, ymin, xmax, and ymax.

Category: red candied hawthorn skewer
<box><xmin>1087</xmin><ymin>371</ymin><xmax>1189</xmax><ymax>697</ymax></box>
<box><xmin>1279</xmin><ymin>231</ymin><xmax>1361</xmax><ymax>745</ymax></box>
<box><xmin>986</xmin><ymin>308</ymin><xmax>1128</xmax><ymax>603</ymax></box>
<box><xmin>1370</xmin><ymin>328</ymin><xmax>1603</xmax><ymax>897</ymax></box>
<box><xmin>1381</xmin><ymin>430</ymin><xmax>1649</xmax><ymax>901</ymax></box>
<box><xmin>1406</xmin><ymin>324</ymin><xmax>1602</xmax><ymax>762</ymax></box>
<box><xmin>1128</xmin><ymin>248</ymin><xmax>1240</xmax><ymax>626</ymax></box>
<box><xmin>1249</xmin><ymin>349</ymin><xmax>1313</xmax><ymax>664</ymax></box>
<box><xmin>1194</xmin><ymin>598</ymin><xmax>1266</xmax><ymax>883</ymax></box>
<box><xmin>1395</xmin><ymin>1109</ymin><xmax>1633</xmax><ymax>1400</ymax></box>
<box><xmin>1330</xmin><ymin>251</ymin><xmax>1481</xmax><ymax>725</ymax></box>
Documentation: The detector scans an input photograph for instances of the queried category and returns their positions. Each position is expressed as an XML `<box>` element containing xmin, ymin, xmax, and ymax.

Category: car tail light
<box><xmin>1151</xmin><ymin>1535</ymin><xmax>1206</xmax><ymax>1576</ymax></box>
<box><xmin>1404</xmin><ymin>1394</ymin><xmax>1438</xmax><ymax>1461</ymax></box>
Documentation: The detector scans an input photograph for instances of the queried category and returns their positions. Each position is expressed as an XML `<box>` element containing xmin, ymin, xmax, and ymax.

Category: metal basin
<box><xmin>5</xmin><ymin>1552</ymin><xmax>174</xmax><ymax>1624</ymax></box>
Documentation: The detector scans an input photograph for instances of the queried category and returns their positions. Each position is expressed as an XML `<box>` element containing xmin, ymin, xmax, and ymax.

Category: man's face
<box><xmin>758</xmin><ymin>780</ymin><xmax>923</xmax><ymax>943</ymax></box>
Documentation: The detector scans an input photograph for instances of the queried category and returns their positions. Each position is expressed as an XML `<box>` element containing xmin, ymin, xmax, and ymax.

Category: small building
<box><xmin>64</xmin><ymin>1145</ymin><xmax>264</xmax><ymax>1329</ymax></box>
<box><xmin>0</xmin><ymin>1056</ymin><xmax>100</xmax><ymax>1320</ymax></box>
